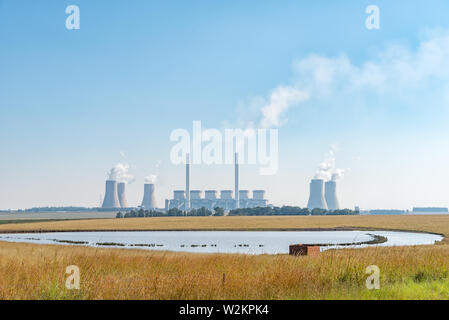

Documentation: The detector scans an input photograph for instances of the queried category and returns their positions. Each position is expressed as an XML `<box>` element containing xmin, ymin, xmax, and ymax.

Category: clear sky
<box><xmin>1</xmin><ymin>0</ymin><xmax>449</xmax><ymax>210</ymax></box>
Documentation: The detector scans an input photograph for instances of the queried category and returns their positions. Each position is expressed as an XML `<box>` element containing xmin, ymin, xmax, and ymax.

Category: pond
<box><xmin>0</xmin><ymin>230</ymin><xmax>442</xmax><ymax>255</ymax></box>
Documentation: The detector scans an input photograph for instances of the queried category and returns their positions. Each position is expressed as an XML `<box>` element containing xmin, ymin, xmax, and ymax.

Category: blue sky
<box><xmin>1</xmin><ymin>0</ymin><xmax>449</xmax><ymax>210</ymax></box>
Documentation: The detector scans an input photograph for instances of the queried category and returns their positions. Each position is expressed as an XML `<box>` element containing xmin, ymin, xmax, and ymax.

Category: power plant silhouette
<box><xmin>141</xmin><ymin>183</ymin><xmax>157</xmax><ymax>209</ymax></box>
<box><xmin>166</xmin><ymin>152</ymin><xmax>267</xmax><ymax>210</ymax></box>
<box><xmin>307</xmin><ymin>179</ymin><xmax>340</xmax><ymax>210</ymax></box>
<box><xmin>101</xmin><ymin>156</ymin><xmax>342</xmax><ymax>211</ymax></box>
<box><xmin>102</xmin><ymin>180</ymin><xmax>121</xmax><ymax>209</ymax></box>
<box><xmin>101</xmin><ymin>152</ymin><xmax>267</xmax><ymax>210</ymax></box>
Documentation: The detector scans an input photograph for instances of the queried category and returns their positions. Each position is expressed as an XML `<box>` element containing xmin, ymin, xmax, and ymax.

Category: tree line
<box><xmin>116</xmin><ymin>206</ymin><xmax>357</xmax><ymax>218</ymax></box>
<box><xmin>228</xmin><ymin>206</ymin><xmax>358</xmax><ymax>216</ymax></box>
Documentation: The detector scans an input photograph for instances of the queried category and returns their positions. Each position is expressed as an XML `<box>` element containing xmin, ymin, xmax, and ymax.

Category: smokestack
<box><xmin>235</xmin><ymin>152</ymin><xmax>239</xmax><ymax>209</ymax></box>
<box><xmin>186</xmin><ymin>153</ymin><xmax>190</xmax><ymax>210</ymax></box>
<box><xmin>325</xmin><ymin>180</ymin><xmax>340</xmax><ymax>210</ymax></box>
<box><xmin>307</xmin><ymin>179</ymin><xmax>328</xmax><ymax>210</ymax></box>
<box><xmin>117</xmin><ymin>182</ymin><xmax>128</xmax><ymax>208</ymax></box>
<box><xmin>141</xmin><ymin>183</ymin><xmax>156</xmax><ymax>209</ymax></box>
<box><xmin>102</xmin><ymin>180</ymin><xmax>120</xmax><ymax>209</ymax></box>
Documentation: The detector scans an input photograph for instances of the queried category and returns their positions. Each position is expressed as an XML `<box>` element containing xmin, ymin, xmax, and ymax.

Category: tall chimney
<box><xmin>117</xmin><ymin>182</ymin><xmax>128</xmax><ymax>208</ymax></box>
<box><xmin>102</xmin><ymin>180</ymin><xmax>120</xmax><ymax>209</ymax></box>
<box><xmin>141</xmin><ymin>183</ymin><xmax>156</xmax><ymax>209</ymax></box>
<box><xmin>325</xmin><ymin>180</ymin><xmax>340</xmax><ymax>210</ymax></box>
<box><xmin>307</xmin><ymin>179</ymin><xmax>328</xmax><ymax>210</ymax></box>
<box><xmin>186</xmin><ymin>153</ymin><xmax>190</xmax><ymax>210</ymax></box>
<box><xmin>235</xmin><ymin>152</ymin><xmax>239</xmax><ymax>209</ymax></box>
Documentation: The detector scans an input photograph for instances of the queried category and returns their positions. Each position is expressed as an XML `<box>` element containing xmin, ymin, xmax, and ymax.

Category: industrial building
<box><xmin>101</xmin><ymin>152</ymin><xmax>268</xmax><ymax>211</ymax></box>
<box><xmin>166</xmin><ymin>153</ymin><xmax>268</xmax><ymax>211</ymax></box>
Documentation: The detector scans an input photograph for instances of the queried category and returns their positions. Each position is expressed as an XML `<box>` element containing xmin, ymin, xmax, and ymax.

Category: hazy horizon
<box><xmin>2</xmin><ymin>1</ymin><xmax>449</xmax><ymax>211</ymax></box>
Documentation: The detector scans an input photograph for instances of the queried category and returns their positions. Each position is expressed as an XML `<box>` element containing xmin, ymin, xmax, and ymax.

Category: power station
<box><xmin>166</xmin><ymin>152</ymin><xmax>268</xmax><ymax>210</ymax></box>
<box><xmin>307</xmin><ymin>179</ymin><xmax>341</xmax><ymax>210</ymax></box>
<box><xmin>101</xmin><ymin>153</ymin><xmax>345</xmax><ymax>211</ymax></box>
<box><xmin>101</xmin><ymin>152</ymin><xmax>268</xmax><ymax>211</ymax></box>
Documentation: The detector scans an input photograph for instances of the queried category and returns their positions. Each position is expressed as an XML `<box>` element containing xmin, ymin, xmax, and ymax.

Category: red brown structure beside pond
<box><xmin>289</xmin><ymin>244</ymin><xmax>321</xmax><ymax>256</ymax></box>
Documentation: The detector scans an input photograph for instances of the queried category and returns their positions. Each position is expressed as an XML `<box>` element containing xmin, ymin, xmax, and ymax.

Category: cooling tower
<box><xmin>117</xmin><ymin>182</ymin><xmax>128</xmax><ymax>208</ymax></box>
<box><xmin>307</xmin><ymin>179</ymin><xmax>328</xmax><ymax>210</ymax></box>
<box><xmin>325</xmin><ymin>180</ymin><xmax>340</xmax><ymax>210</ymax></box>
<box><xmin>101</xmin><ymin>180</ymin><xmax>120</xmax><ymax>209</ymax></box>
<box><xmin>141</xmin><ymin>183</ymin><xmax>156</xmax><ymax>209</ymax></box>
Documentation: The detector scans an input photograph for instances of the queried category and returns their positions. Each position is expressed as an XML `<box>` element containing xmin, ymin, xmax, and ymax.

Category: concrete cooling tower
<box><xmin>117</xmin><ymin>182</ymin><xmax>128</xmax><ymax>208</ymax></box>
<box><xmin>307</xmin><ymin>179</ymin><xmax>328</xmax><ymax>210</ymax></box>
<box><xmin>141</xmin><ymin>183</ymin><xmax>156</xmax><ymax>209</ymax></box>
<box><xmin>325</xmin><ymin>180</ymin><xmax>340</xmax><ymax>210</ymax></box>
<box><xmin>102</xmin><ymin>180</ymin><xmax>121</xmax><ymax>209</ymax></box>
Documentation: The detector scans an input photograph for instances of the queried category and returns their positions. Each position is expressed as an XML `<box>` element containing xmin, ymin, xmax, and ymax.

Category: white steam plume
<box><xmin>314</xmin><ymin>147</ymin><xmax>349</xmax><ymax>181</ymax></box>
<box><xmin>237</xmin><ymin>29</ymin><xmax>449</xmax><ymax>130</ymax></box>
<box><xmin>145</xmin><ymin>174</ymin><xmax>158</xmax><ymax>184</ymax></box>
<box><xmin>260</xmin><ymin>86</ymin><xmax>309</xmax><ymax>128</ymax></box>
<box><xmin>107</xmin><ymin>163</ymin><xmax>135</xmax><ymax>184</ymax></box>
<box><xmin>331</xmin><ymin>168</ymin><xmax>348</xmax><ymax>181</ymax></box>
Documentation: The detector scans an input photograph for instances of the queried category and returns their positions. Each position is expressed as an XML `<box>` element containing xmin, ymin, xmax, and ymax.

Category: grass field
<box><xmin>0</xmin><ymin>215</ymin><xmax>449</xmax><ymax>299</ymax></box>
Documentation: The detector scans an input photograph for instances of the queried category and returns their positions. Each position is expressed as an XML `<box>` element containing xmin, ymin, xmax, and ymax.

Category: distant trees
<box><xmin>187</xmin><ymin>207</ymin><xmax>212</xmax><ymax>216</ymax></box>
<box><xmin>311</xmin><ymin>208</ymin><xmax>327</xmax><ymax>216</ymax></box>
<box><xmin>115</xmin><ymin>206</ymin><xmax>358</xmax><ymax>219</ymax></box>
<box><xmin>214</xmin><ymin>207</ymin><xmax>225</xmax><ymax>216</ymax></box>
<box><xmin>167</xmin><ymin>208</ymin><xmax>184</xmax><ymax>216</ymax></box>
<box><xmin>138</xmin><ymin>209</ymin><xmax>145</xmax><ymax>217</ymax></box>
<box><xmin>229</xmin><ymin>206</ymin><xmax>358</xmax><ymax>216</ymax></box>
<box><xmin>16</xmin><ymin>206</ymin><xmax>93</xmax><ymax>213</ymax></box>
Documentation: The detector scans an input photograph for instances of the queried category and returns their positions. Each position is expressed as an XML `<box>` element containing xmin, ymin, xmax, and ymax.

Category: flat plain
<box><xmin>0</xmin><ymin>214</ymin><xmax>449</xmax><ymax>299</ymax></box>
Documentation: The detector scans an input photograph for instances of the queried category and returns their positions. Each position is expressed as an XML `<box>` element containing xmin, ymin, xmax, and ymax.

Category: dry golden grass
<box><xmin>1</xmin><ymin>241</ymin><xmax>449</xmax><ymax>299</ymax></box>
<box><xmin>1</xmin><ymin>215</ymin><xmax>449</xmax><ymax>299</ymax></box>
<box><xmin>0</xmin><ymin>214</ymin><xmax>447</xmax><ymax>238</ymax></box>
